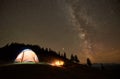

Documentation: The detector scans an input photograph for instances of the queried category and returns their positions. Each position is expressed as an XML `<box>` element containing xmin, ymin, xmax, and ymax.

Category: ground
<box><xmin>0</xmin><ymin>64</ymin><xmax>120</xmax><ymax>79</ymax></box>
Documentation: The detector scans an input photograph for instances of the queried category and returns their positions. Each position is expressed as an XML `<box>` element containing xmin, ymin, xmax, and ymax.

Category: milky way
<box><xmin>0</xmin><ymin>0</ymin><xmax>120</xmax><ymax>63</ymax></box>
<box><xmin>59</xmin><ymin>0</ymin><xmax>120</xmax><ymax>63</ymax></box>
<box><xmin>62</xmin><ymin>0</ymin><xmax>94</xmax><ymax>62</ymax></box>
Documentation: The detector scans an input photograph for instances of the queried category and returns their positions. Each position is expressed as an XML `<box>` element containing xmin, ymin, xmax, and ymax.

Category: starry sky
<box><xmin>0</xmin><ymin>0</ymin><xmax>120</xmax><ymax>63</ymax></box>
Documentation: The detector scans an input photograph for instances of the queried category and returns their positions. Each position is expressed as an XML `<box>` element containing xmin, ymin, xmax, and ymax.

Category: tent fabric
<box><xmin>15</xmin><ymin>49</ymin><xmax>39</xmax><ymax>63</ymax></box>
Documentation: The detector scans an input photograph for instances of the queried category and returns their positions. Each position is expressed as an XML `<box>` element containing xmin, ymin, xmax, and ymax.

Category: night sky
<box><xmin>0</xmin><ymin>0</ymin><xmax>120</xmax><ymax>63</ymax></box>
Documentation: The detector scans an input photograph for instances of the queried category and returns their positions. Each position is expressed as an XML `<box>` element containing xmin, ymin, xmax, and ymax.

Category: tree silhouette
<box><xmin>87</xmin><ymin>58</ymin><xmax>92</xmax><ymax>67</ymax></box>
<box><xmin>70</xmin><ymin>54</ymin><xmax>74</xmax><ymax>62</ymax></box>
<box><xmin>58</xmin><ymin>52</ymin><xmax>61</xmax><ymax>56</ymax></box>
<box><xmin>74</xmin><ymin>55</ymin><xmax>80</xmax><ymax>63</ymax></box>
<box><xmin>0</xmin><ymin>43</ymin><xmax>80</xmax><ymax>65</ymax></box>
<box><xmin>63</xmin><ymin>52</ymin><xmax>66</xmax><ymax>59</ymax></box>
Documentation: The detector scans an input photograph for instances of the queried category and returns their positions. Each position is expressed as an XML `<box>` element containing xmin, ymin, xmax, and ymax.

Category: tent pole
<box><xmin>21</xmin><ymin>51</ymin><xmax>24</xmax><ymax>63</ymax></box>
<box><xmin>33</xmin><ymin>56</ymin><xmax>36</xmax><ymax>63</ymax></box>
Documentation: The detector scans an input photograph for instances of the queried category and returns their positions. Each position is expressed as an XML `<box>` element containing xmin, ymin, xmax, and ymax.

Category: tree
<box><xmin>58</xmin><ymin>52</ymin><xmax>61</xmax><ymax>56</ymax></box>
<box><xmin>74</xmin><ymin>55</ymin><xmax>80</xmax><ymax>63</ymax></box>
<box><xmin>63</xmin><ymin>52</ymin><xmax>66</xmax><ymax>59</ymax></box>
<box><xmin>87</xmin><ymin>58</ymin><xmax>92</xmax><ymax>67</ymax></box>
<box><xmin>70</xmin><ymin>54</ymin><xmax>74</xmax><ymax>62</ymax></box>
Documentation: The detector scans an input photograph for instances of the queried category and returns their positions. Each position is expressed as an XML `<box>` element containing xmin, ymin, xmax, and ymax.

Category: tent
<box><xmin>15</xmin><ymin>49</ymin><xmax>39</xmax><ymax>63</ymax></box>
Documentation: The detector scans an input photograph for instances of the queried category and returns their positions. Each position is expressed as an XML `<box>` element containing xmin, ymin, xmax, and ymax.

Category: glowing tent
<box><xmin>15</xmin><ymin>49</ymin><xmax>39</xmax><ymax>63</ymax></box>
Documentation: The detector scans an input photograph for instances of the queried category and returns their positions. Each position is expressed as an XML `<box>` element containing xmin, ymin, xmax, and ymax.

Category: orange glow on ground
<box><xmin>50</xmin><ymin>60</ymin><xmax>64</xmax><ymax>67</ymax></box>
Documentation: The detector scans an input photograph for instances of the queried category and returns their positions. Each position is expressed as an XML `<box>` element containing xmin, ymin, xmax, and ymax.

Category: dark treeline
<box><xmin>0</xmin><ymin>43</ymin><xmax>80</xmax><ymax>66</ymax></box>
<box><xmin>0</xmin><ymin>43</ymin><xmax>93</xmax><ymax>67</ymax></box>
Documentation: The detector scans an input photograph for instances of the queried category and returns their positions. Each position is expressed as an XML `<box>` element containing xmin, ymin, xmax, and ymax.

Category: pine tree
<box><xmin>63</xmin><ymin>52</ymin><xmax>66</xmax><ymax>59</ymax></box>
<box><xmin>58</xmin><ymin>52</ymin><xmax>61</xmax><ymax>56</ymax></box>
<box><xmin>74</xmin><ymin>55</ymin><xmax>80</xmax><ymax>63</ymax></box>
<box><xmin>87</xmin><ymin>58</ymin><xmax>92</xmax><ymax>67</ymax></box>
<box><xmin>70</xmin><ymin>54</ymin><xmax>74</xmax><ymax>62</ymax></box>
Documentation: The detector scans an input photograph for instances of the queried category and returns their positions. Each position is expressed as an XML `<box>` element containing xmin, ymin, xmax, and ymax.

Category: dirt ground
<box><xmin>0</xmin><ymin>64</ymin><xmax>119</xmax><ymax>79</ymax></box>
